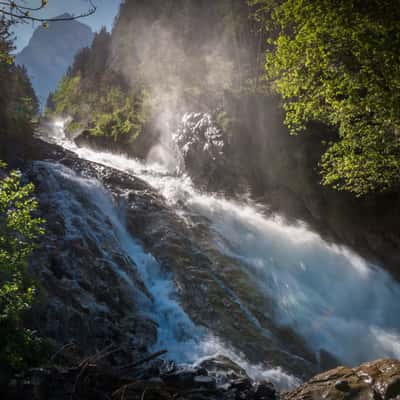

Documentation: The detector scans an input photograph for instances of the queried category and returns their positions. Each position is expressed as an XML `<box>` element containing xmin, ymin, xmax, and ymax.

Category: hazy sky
<box><xmin>12</xmin><ymin>0</ymin><xmax>122</xmax><ymax>51</ymax></box>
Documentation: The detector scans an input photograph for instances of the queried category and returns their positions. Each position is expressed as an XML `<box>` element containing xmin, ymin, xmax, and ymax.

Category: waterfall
<box><xmin>41</xmin><ymin>118</ymin><xmax>400</xmax><ymax>376</ymax></box>
<box><xmin>33</xmin><ymin>161</ymin><xmax>202</xmax><ymax>361</ymax></box>
<box><xmin>191</xmin><ymin>196</ymin><xmax>400</xmax><ymax>365</ymax></box>
<box><xmin>33</xmin><ymin>158</ymin><xmax>298</xmax><ymax>389</ymax></box>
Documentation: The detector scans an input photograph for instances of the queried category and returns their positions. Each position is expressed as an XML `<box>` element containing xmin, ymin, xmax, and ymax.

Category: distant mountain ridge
<box><xmin>16</xmin><ymin>14</ymin><xmax>94</xmax><ymax>109</ymax></box>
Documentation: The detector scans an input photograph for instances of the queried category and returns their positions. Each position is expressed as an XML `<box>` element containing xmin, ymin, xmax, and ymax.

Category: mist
<box><xmin>108</xmin><ymin>0</ymin><xmax>262</xmax><ymax>162</ymax></box>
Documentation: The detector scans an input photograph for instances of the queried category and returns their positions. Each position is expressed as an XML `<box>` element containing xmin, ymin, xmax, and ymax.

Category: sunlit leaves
<box><xmin>51</xmin><ymin>74</ymin><xmax>148</xmax><ymax>145</ymax></box>
<box><xmin>0</xmin><ymin>162</ymin><xmax>45</xmax><ymax>371</ymax></box>
<box><xmin>259</xmin><ymin>0</ymin><xmax>400</xmax><ymax>195</ymax></box>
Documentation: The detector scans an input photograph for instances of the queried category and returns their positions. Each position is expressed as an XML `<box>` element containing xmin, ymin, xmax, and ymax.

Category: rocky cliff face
<box><xmin>16</xmin><ymin>15</ymin><xmax>93</xmax><ymax>107</ymax></box>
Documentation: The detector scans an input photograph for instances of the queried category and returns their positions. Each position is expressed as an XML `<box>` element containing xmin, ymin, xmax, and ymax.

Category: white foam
<box><xmin>36</xmin><ymin>159</ymin><xmax>298</xmax><ymax>388</ymax></box>
<box><xmin>45</xmin><ymin>119</ymin><xmax>400</xmax><ymax>374</ymax></box>
<box><xmin>194</xmin><ymin>335</ymin><xmax>301</xmax><ymax>390</ymax></box>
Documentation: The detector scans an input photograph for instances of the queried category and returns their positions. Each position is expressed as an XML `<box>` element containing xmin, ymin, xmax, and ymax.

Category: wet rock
<box><xmin>174</xmin><ymin>112</ymin><xmax>239</xmax><ymax>191</ymax></box>
<box><xmin>319</xmin><ymin>348</ymin><xmax>341</xmax><ymax>370</ymax></box>
<box><xmin>253</xmin><ymin>382</ymin><xmax>277</xmax><ymax>400</ymax></box>
<box><xmin>335</xmin><ymin>379</ymin><xmax>351</xmax><ymax>392</ymax></box>
<box><xmin>199</xmin><ymin>355</ymin><xmax>249</xmax><ymax>381</ymax></box>
<box><xmin>194</xmin><ymin>375</ymin><xmax>217</xmax><ymax>389</ymax></box>
<box><xmin>385</xmin><ymin>377</ymin><xmax>400</xmax><ymax>399</ymax></box>
<box><xmin>75</xmin><ymin>130</ymin><xmax>124</xmax><ymax>155</ymax></box>
<box><xmin>284</xmin><ymin>359</ymin><xmax>400</xmax><ymax>400</ymax></box>
<box><xmin>161</xmin><ymin>370</ymin><xmax>197</xmax><ymax>388</ymax></box>
<box><xmin>159</xmin><ymin>365</ymin><xmax>216</xmax><ymax>391</ymax></box>
<box><xmin>198</xmin><ymin>355</ymin><xmax>257</xmax><ymax>397</ymax></box>
<box><xmin>230</xmin><ymin>377</ymin><xmax>253</xmax><ymax>391</ymax></box>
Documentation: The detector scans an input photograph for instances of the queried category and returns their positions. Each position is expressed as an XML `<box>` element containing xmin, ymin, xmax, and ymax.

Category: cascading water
<box><xmin>39</xmin><ymin>117</ymin><xmax>400</xmax><ymax>380</ymax></box>
<box><xmin>33</xmin><ymin>161</ymin><xmax>204</xmax><ymax>362</ymax></box>
<box><xmin>193</xmin><ymin>197</ymin><xmax>400</xmax><ymax>365</ymax></box>
<box><xmin>33</xmin><ymin>156</ymin><xmax>298</xmax><ymax>389</ymax></box>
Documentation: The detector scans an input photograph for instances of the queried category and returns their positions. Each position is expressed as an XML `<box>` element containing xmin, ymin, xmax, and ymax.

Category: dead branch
<box><xmin>116</xmin><ymin>350</ymin><xmax>168</xmax><ymax>371</ymax></box>
<box><xmin>49</xmin><ymin>342</ymin><xmax>77</xmax><ymax>363</ymax></box>
<box><xmin>0</xmin><ymin>0</ymin><xmax>96</xmax><ymax>23</ymax></box>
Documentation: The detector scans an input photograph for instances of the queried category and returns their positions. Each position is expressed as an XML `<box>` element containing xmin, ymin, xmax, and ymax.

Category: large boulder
<box><xmin>173</xmin><ymin>112</ymin><xmax>239</xmax><ymax>191</ymax></box>
<box><xmin>284</xmin><ymin>359</ymin><xmax>400</xmax><ymax>400</ymax></box>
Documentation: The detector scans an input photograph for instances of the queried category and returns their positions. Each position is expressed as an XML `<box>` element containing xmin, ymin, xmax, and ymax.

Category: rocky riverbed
<box><xmin>6</xmin><ymin>357</ymin><xmax>400</xmax><ymax>399</ymax></box>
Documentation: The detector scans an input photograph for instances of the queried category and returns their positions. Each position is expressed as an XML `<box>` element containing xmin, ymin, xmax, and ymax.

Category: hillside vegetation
<box><xmin>0</xmin><ymin>20</ymin><xmax>38</xmax><ymax>139</ymax></box>
<box><xmin>48</xmin><ymin>28</ymin><xmax>148</xmax><ymax>148</ymax></box>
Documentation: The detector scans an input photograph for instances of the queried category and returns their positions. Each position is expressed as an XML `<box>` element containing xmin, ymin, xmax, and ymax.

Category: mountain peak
<box><xmin>16</xmin><ymin>18</ymin><xmax>94</xmax><ymax>108</ymax></box>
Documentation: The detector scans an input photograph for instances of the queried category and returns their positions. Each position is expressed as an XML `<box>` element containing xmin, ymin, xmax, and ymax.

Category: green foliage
<box><xmin>51</xmin><ymin>74</ymin><xmax>148</xmax><ymax>144</ymax></box>
<box><xmin>52</xmin><ymin>75</ymin><xmax>82</xmax><ymax>116</ymax></box>
<box><xmin>0</xmin><ymin>17</ymin><xmax>14</xmax><ymax>64</ymax></box>
<box><xmin>1</xmin><ymin>19</ymin><xmax>38</xmax><ymax>138</ymax></box>
<box><xmin>48</xmin><ymin>29</ymin><xmax>149</xmax><ymax>146</ymax></box>
<box><xmin>0</xmin><ymin>62</ymin><xmax>39</xmax><ymax>137</ymax></box>
<box><xmin>258</xmin><ymin>0</ymin><xmax>400</xmax><ymax>196</ymax></box>
<box><xmin>89</xmin><ymin>87</ymin><xmax>147</xmax><ymax>143</ymax></box>
<box><xmin>0</xmin><ymin>162</ymin><xmax>46</xmax><ymax>372</ymax></box>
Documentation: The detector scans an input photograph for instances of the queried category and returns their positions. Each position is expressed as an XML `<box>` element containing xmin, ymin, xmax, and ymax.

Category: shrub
<box><xmin>0</xmin><ymin>161</ymin><xmax>46</xmax><ymax>375</ymax></box>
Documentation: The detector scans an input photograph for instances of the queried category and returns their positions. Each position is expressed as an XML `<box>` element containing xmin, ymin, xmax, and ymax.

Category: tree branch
<box><xmin>0</xmin><ymin>1</ymin><xmax>47</xmax><ymax>12</ymax></box>
<box><xmin>0</xmin><ymin>0</ymin><xmax>96</xmax><ymax>23</ymax></box>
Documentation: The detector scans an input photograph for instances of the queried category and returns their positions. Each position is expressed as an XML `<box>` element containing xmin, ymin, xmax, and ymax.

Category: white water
<box><xmin>35</xmin><ymin>161</ymin><xmax>207</xmax><ymax>359</ymax></box>
<box><xmin>43</xmin><ymin>119</ymin><xmax>400</xmax><ymax>375</ymax></box>
<box><xmin>35</xmin><ymin>155</ymin><xmax>297</xmax><ymax>389</ymax></box>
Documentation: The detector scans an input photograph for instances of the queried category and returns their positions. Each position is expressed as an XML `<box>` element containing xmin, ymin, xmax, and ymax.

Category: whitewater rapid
<box><xmin>38</xmin><ymin>122</ymin><xmax>299</xmax><ymax>388</ymax></box>
<box><xmin>41</xmin><ymin>119</ymin><xmax>400</xmax><ymax>377</ymax></box>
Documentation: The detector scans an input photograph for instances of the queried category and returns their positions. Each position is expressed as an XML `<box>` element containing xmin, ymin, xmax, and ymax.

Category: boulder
<box><xmin>284</xmin><ymin>359</ymin><xmax>400</xmax><ymax>400</ymax></box>
<box><xmin>254</xmin><ymin>382</ymin><xmax>277</xmax><ymax>400</ymax></box>
<box><xmin>198</xmin><ymin>355</ymin><xmax>249</xmax><ymax>382</ymax></box>
<box><xmin>173</xmin><ymin>112</ymin><xmax>239</xmax><ymax>191</ymax></box>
